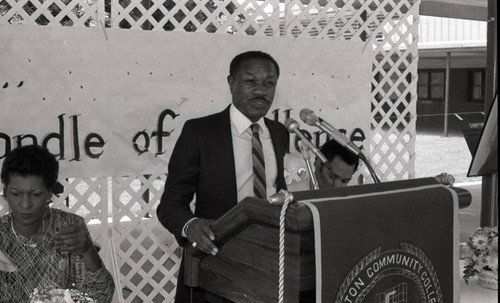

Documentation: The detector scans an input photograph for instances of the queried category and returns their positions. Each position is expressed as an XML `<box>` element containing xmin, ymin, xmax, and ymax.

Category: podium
<box><xmin>184</xmin><ymin>178</ymin><xmax>471</xmax><ymax>302</ymax></box>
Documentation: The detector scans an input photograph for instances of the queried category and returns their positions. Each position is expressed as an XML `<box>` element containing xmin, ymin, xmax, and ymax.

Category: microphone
<box><xmin>300</xmin><ymin>108</ymin><xmax>336</xmax><ymax>136</ymax></box>
<box><xmin>299</xmin><ymin>108</ymin><xmax>363</xmax><ymax>159</ymax></box>
<box><xmin>284</xmin><ymin>118</ymin><xmax>332</xmax><ymax>170</ymax></box>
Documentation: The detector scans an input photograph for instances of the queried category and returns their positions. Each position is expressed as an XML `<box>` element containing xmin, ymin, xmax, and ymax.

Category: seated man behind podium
<box><xmin>284</xmin><ymin>140</ymin><xmax>359</xmax><ymax>191</ymax></box>
<box><xmin>288</xmin><ymin>139</ymin><xmax>455</xmax><ymax>190</ymax></box>
<box><xmin>313</xmin><ymin>139</ymin><xmax>360</xmax><ymax>189</ymax></box>
<box><xmin>157</xmin><ymin>50</ymin><xmax>289</xmax><ymax>302</ymax></box>
<box><xmin>314</xmin><ymin>140</ymin><xmax>455</xmax><ymax>188</ymax></box>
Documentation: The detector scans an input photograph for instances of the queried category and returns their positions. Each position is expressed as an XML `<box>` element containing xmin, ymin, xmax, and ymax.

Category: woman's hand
<box><xmin>54</xmin><ymin>223</ymin><xmax>103</xmax><ymax>272</ymax></box>
<box><xmin>53</xmin><ymin>224</ymin><xmax>94</xmax><ymax>255</ymax></box>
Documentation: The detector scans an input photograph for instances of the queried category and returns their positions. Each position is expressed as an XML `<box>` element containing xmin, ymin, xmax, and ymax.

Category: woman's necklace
<box><xmin>10</xmin><ymin>217</ymin><xmax>45</xmax><ymax>248</ymax></box>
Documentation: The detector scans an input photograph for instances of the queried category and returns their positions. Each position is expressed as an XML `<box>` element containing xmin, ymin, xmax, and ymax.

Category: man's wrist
<box><xmin>181</xmin><ymin>217</ymin><xmax>199</xmax><ymax>238</ymax></box>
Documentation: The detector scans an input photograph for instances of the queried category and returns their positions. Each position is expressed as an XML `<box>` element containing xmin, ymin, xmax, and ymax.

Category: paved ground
<box><xmin>414</xmin><ymin>123</ymin><xmax>486</xmax><ymax>242</ymax></box>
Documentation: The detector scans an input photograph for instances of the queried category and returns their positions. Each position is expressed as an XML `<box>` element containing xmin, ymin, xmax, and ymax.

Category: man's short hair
<box><xmin>320</xmin><ymin>139</ymin><xmax>360</xmax><ymax>171</ymax></box>
<box><xmin>229</xmin><ymin>51</ymin><xmax>280</xmax><ymax>77</ymax></box>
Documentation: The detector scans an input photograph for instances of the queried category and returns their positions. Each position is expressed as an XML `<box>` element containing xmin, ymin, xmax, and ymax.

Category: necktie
<box><xmin>251</xmin><ymin>124</ymin><xmax>266</xmax><ymax>199</ymax></box>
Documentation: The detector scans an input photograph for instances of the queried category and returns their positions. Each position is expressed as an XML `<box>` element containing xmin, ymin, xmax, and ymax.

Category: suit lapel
<box><xmin>215</xmin><ymin>107</ymin><xmax>238</xmax><ymax>205</ymax></box>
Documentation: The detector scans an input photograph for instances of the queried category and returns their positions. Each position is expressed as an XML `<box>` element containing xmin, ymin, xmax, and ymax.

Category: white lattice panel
<box><xmin>0</xmin><ymin>0</ymin><xmax>421</xmax><ymax>301</ymax></box>
<box><xmin>111</xmin><ymin>174</ymin><xmax>179</xmax><ymax>303</ymax></box>
<box><xmin>109</xmin><ymin>0</ymin><xmax>282</xmax><ymax>35</ymax></box>
<box><xmin>281</xmin><ymin>0</ymin><xmax>419</xmax><ymax>182</ymax></box>
<box><xmin>0</xmin><ymin>0</ymin><xmax>99</xmax><ymax>26</ymax></box>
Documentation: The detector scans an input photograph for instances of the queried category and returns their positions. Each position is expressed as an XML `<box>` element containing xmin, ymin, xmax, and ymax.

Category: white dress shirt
<box><xmin>181</xmin><ymin>105</ymin><xmax>279</xmax><ymax>238</ymax></box>
<box><xmin>230</xmin><ymin>105</ymin><xmax>278</xmax><ymax>202</ymax></box>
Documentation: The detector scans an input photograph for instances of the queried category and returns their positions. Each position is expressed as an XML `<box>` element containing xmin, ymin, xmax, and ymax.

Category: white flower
<box><xmin>477</xmin><ymin>254</ymin><xmax>490</xmax><ymax>268</ymax></box>
<box><xmin>31</xmin><ymin>287</ymin><xmax>92</xmax><ymax>303</ymax></box>
<box><xmin>463</xmin><ymin>226</ymin><xmax>499</xmax><ymax>283</ymax></box>
<box><xmin>471</xmin><ymin>233</ymin><xmax>489</xmax><ymax>250</ymax></box>
<box><xmin>63</xmin><ymin>289</ymin><xmax>74</xmax><ymax>303</ymax></box>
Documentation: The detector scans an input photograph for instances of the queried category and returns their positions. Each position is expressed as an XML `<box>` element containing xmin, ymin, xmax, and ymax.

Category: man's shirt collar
<box><xmin>230</xmin><ymin>104</ymin><xmax>266</xmax><ymax>135</ymax></box>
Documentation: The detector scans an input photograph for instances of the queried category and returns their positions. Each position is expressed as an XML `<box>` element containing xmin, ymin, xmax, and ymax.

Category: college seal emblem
<box><xmin>336</xmin><ymin>243</ymin><xmax>443</xmax><ymax>303</ymax></box>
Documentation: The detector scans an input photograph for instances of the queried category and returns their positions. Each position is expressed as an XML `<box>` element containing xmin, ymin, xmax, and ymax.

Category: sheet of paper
<box><xmin>0</xmin><ymin>249</ymin><xmax>17</xmax><ymax>272</ymax></box>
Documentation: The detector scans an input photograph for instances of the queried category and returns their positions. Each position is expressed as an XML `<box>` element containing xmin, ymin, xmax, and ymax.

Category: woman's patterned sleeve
<box><xmin>83</xmin><ymin>265</ymin><xmax>116</xmax><ymax>303</ymax></box>
<box><xmin>67</xmin><ymin>212</ymin><xmax>116</xmax><ymax>303</ymax></box>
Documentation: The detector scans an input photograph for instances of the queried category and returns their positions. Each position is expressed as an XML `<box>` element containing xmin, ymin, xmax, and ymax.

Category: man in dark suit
<box><xmin>157</xmin><ymin>51</ymin><xmax>289</xmax><ymax>302</ymax></box>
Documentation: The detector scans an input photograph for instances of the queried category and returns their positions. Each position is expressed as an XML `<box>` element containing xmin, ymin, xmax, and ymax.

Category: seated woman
<box><xmin>0</xmin><ymin>145</ymin><xmax>115</xmax><ymax>302</ymax></box>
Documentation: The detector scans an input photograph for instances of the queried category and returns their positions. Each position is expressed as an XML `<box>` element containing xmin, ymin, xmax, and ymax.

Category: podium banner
<box><xmin>299</xmin><ymin>179</ymin><xmax>459</xmax><ymax>303</ymax></box>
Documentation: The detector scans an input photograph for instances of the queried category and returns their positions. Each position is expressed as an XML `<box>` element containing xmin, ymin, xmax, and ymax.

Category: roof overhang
<box><xmin>420</xmin><ymin>0</ymin><xmax>488</xmax><ymax>21</ymax></box>
<box><xmin>419</xmin><ymin>47</ymin><xmax>487</xmax><ymax>60</ymax></box>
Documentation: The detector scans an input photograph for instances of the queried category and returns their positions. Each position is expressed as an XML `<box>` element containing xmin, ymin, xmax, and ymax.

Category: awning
<box><xmin>420</xmin><ymin>0</ymin><xmax>488</xmax><ymax>21</ymax></box>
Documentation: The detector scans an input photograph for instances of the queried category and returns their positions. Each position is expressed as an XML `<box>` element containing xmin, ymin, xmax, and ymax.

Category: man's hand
<box><xmin>434</xmin><ymin>172</ymin><xmax>455</xmax><ymax>186</ymax></box>
<box><xmin>186</xmin><ymin>218</ymin><xmax>218</xmax><ymax>256</ymax></box>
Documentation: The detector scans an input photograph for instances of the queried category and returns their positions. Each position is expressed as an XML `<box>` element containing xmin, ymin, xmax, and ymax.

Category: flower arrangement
<box><xmin>461</xmin><ymin>226</ymin><xmax>498</xmax><ymax>287</ymax></box>
<box><xmin>30</xmin><ymin>286</ymin><xmax>95</xmax><ymax>303</ymax></box>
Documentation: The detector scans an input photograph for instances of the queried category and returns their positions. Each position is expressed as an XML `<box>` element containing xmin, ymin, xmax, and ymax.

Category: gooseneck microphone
<box><xmin>285</xmin><ymin>118</ymin><xmax>332</xmax><ymax>170</ymax></box>
<box><xmin>299</xmin><ymin>108</ymin><xmax>363</xmax><ymax>159</ymax></box>
<box><xmin>300</xmin><ymin>108</ymin><xmax>336</xmax><ymax>134</ymax></box>
<box><xmin>285</xmin><ymin>118</ymin><xmax>325</xmax><ymax>162</ymax></box>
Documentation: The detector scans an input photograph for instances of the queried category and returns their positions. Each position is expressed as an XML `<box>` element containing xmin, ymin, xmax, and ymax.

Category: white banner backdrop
<box><xmin>0</xmin><ymin>25</ymin><xmax>372</xmax><ymax>178</ymax></box>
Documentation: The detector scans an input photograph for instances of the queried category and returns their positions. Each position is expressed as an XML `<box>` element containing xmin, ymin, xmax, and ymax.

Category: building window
<box><xmin>418</xmin><ymin>70</ymin><xmax>445</xmax><ymax>101</ymax></box>
<box><xmin>469</xmin><ymin>70</ymin><xmax>485</xmax><ymax>103</ymax></box>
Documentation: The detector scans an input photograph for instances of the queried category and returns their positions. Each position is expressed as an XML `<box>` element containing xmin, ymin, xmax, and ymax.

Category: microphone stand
<box><xmin>358</xmin><ymin>152</ymin><xmax>381</xmax><ymax>184</ymax></box>
<box><xmin>299</xmin><ymin>143</ymin><xmax>319</xmax><ymax>190</ymax></box>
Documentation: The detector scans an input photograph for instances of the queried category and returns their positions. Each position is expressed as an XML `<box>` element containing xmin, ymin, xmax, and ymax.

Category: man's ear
<box><xmin>227</xmin><ymin>75</ymin><xmax>234</xmax><ymax>91</ymax></box>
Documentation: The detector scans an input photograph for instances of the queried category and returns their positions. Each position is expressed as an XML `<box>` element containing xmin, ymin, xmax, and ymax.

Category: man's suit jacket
<box><xmin>157</xmin><ymin>106</ymin><xmax>289</xmax><ymax>246</ymax></box>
